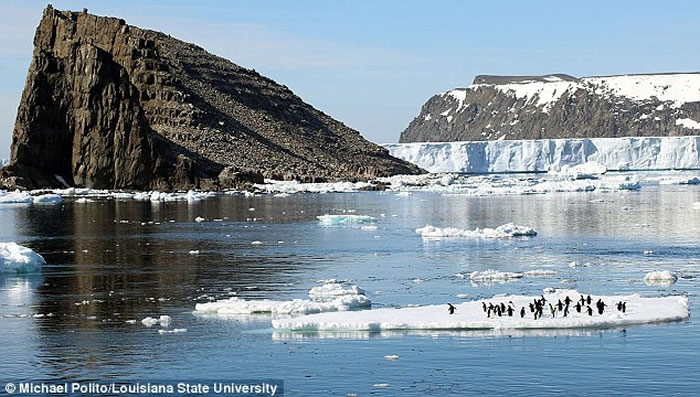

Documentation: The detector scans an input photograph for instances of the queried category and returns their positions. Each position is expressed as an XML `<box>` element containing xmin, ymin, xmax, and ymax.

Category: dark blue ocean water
<box><xmin>1</xmin><ymin>184</ymin><xmax>699</xmax><ymax>396</ymax></box>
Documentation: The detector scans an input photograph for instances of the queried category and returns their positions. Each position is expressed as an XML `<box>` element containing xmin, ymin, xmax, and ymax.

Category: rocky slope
<box><xmin>1</xmin><ymin>6</ymin><xmax>421</xmax><ymax>191</ymax></box>
<box><xmin>400</xmin><ymin>73</ymin><xmax>700</xmax><ymax>143</ymax></box>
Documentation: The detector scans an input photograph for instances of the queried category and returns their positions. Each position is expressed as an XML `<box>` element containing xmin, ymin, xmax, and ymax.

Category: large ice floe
<box><xmin>271</xmin><ymin>289</ymin><xmax>689</xmax><ymax>332</ymax></box>
<box><xmin>317</xmin><ymin>214</ymin><xmax>376</xmax><ymax>226</ymax></box>
<box><xmin>416</xmin><ymin>223</ymin><xmax>537</xmax><ymax>239</ymax></box>
<box><xmin>0</xmin><ymin>243</ymin><xmax>45</xmax><ymax>274</ymax></box>
<box><xmin>194</xmin><ymin>280</ymin><xmax>371</xmax><ymax>317</ymax></box>
<box><xmin>384</xmin><ymin>136</ymin><xmax>700</xmax><ymax>174</ymax></box>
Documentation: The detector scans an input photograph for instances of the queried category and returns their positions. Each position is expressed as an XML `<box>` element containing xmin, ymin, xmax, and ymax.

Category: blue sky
<box><xmin>1</xmin><ymin>1</ymin><xmax>699</xmax><ymax>158</ymax></box>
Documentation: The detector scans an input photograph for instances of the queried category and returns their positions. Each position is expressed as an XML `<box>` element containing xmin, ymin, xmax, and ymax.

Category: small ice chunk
<box><xmin>469</xmin><ymin>269</ymin><xmax>523</xmax><ymax>282</ymax></box>
<box><xmin>416</xmin><ymin>223</ymin><xmax>537</xmax><ymax>239</ymax></box>
<box><xmin>33</xmin><ymin>194</ymin><xmax>63</xmax><ymax>204</ymax></box>
<box><xmin>384</xmin><ymin>355</ymin><xmax>400</xmax><ymax>360</ymax></box>
<box><xmin>251</xmin><ymin>241</ymin><xmax>262</xmax><ymax>245</ymax></box>
<box><xmin>141</xmin><ymin>315</ymin><xmax>171</xmax><ymax>327</ymax></box>
<box><xmin>188</xmin><ymin>250</ymin><xmax>200</xmax><ymax>255</ymax></box>
<box><xmin>194</xmin><ymin>216</ymin><xmax>205</xmax><ymax>223</ymax></box>
<box><xmin>0</xmin><ymin>243</ymin><xmax>46</xmax><ymax>274</ymax></box>
<box><xmin>158</xmin><ymin>328</ymin><xmax>187</xmax><ymax>334</ymax></box>
<box><xmin>0</xmin><ymin>190</ymin><xmax>33</xmax><ymax>204</ymax></box>
<box><xmin>317</xmin><ymin>214</ymin><xmax>376</xmax><ymax>226</ymax></box>
<box><xmin>644</xmin><ymin>270</ymin><xmax>678</xmax><ymax>286</ymax></box>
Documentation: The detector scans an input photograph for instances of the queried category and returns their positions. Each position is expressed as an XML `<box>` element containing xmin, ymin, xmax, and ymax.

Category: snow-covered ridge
<box><xmin>463</xmin><ymin>73</ymin><xmax>700</xmax><ymax>112</ymax></box>
<box><xmin>271</xmin><ymin>289</ymin><xmax>689</xmax><ymax>332</ymax></box>
<box><xmin>385</xmin><ymin>136</ymin><xmax>700</xmax><ymax>174</ymax></box>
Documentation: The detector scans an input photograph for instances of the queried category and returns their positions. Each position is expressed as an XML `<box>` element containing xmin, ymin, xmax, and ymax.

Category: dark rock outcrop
<box><xmin>400</xmin><ymin>73</ymin><xmax>700</xmax><ymax>143</ymax></box>
<box><xmin>2</xmin><ymin>6</ymin><xmax>422</xmax><ymax>191</ymax></box>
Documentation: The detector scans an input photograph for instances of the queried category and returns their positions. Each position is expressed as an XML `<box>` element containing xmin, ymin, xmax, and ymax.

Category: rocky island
<box><xmin>1</xmin><ymin>6</ymin><xmax>421</xmax><ymax>191</ymax></box>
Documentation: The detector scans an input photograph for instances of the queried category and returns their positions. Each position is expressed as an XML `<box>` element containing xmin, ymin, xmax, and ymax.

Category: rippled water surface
<box><xmin>1</xmin><ymin>179</ymin><xmax>699</xmax><ymax>396</ymax></box>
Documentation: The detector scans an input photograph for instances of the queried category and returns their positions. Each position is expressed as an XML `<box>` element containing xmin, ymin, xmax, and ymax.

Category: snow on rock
<box><xmin>317</xmin><ymin>214</ymin><xmax>376</xmax><ymax>226</ymax></box>
<box><xmin>416</xmin><ymin>223</ymin><xmax>537</xmax><ymax>239</ymax></box>
<box><xmin>644</xmin><ymin>270</ymin><xmax>678</xmax><ymax>286</ymax></box>
<box><xmin>272</xmin><ymin>289</ymin><xmax>689</xmax><ymax>332</ymax></box>
<box><xmin>384</xmin><ymin>136</ymin><xmax>700</xmax><ymax>174</ymax></box>
<box><xmin>676</xmin><ymin>118</ymin><xmax>700</xmax><ymax>130</ymax></box>
<box><xmin>194</xmin><ymin>280</ymin><xmax>371</xmax><ymax>316</ymax></box>
<box><xmin>32</xmin><ymin>194</ymin><xmax>63</xmax><ymax>204</ymax></box>
<box><xmin>0</xmin><ymin>243</ymin><xmax>46</xmax><ymax>274</ymax></box>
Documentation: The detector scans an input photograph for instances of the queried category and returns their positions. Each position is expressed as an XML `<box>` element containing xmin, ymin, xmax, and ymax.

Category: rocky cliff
<box><xmin>1</xmin><ymin>6</ymin><xmax>421</xmax><ymax>191</ymax></box>
<box><xmin>400</xmin><ymin>73</ymin><xmax>700</xmax><ymax>143</ymax></box>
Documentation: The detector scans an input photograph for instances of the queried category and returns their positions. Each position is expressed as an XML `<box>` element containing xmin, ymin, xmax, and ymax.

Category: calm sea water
<box><xmin>1</xmin><ymin>180</ymin><xmax>699</xmax><ymax>396</ymax></box>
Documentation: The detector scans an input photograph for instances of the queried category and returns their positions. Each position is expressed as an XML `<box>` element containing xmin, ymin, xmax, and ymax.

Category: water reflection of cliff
<box><xmin>14</xmin><ymin>197</ymin><xmax>321</xmax><ymax>377</ymax></box>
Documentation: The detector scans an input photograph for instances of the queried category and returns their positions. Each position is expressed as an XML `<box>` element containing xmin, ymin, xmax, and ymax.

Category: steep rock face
<box><xmin>2</xmin><ymin>6</ymin><xmax>421</xmax><ymax>190</ymax></box>
<box><xmin>400</xmin><ymin>73</ymin><xmax>700</xmax><ymax>143</ymax></box>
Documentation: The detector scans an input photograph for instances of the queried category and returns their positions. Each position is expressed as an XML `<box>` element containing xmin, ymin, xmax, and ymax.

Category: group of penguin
<box><xmin>446</xmin><ymin>295</ymin><xmax>628</xmax><ymax>319</ymax></box>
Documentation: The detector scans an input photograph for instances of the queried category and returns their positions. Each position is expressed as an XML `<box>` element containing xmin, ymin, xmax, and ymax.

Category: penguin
<box><xmin>579</xmin><ymin>295</ymin><xmax>586</xmax><ymax>305</ymax></box>
<box><xmin>487</xmin><ymin>307</ymin><xmax>492</xmax><ymax>318</ymax></box>
<box><xmin>520</xmin><ymin>307</ymin><xmax>526</xmax><ymax>318</ymax></box>
<box><xmin>529</xmin><ymin>303</ymin><xmax>535</xmax><ymax>312</ymax></box>
<box><xmin>586</xmin><ymin>306</ymin><xmax>593</xmax><ymax>316</ymax></box>
<box><xmin>575</xmin><ymin>302</ymin><xmax>582</xmax><ymax>313</ymax></box>
<box><xmin>597</xmin><ymin>299</ymin><xmax>607</xmax><ymax>315</ymax></box>
<box><xmin>622</xmin><ymin>302</ymin><xmax>627</xmax><ymax>313</ymax></box>
<box><xmin>507</xmin><ymin>306</ymin><xmax>514</xmax><ymax>317</ymax></box>
<box><xmin>616</xmin><ymin>301</ymin><xmax>622</xmax><ymax>312</ymax></box>
<box><xmin>447</xmin><ymin>303</ymin><xmax>456</xmax><ymax>315</ymax></box>
<box><xmin>549</xmin><ymin>303</ymin><xmax>556</xmax><ymax>318</ymax></box>
<box><xmin>563</xmin><ymin>305</ymin><xmax>569</xmax><ymax>317</ymax></box>
<box><xmin>500</xmin><ymin>302</ymin><xmax>506</xmax><ymax>313</ymax></box>
<box><xmin>482</xmin><ymin>302</ymin><xmax>488</xmax><ymax>312</ymax></box>
<box><xmin>564</xmin><ymin>296</ymin><xmax>572</xmax><ymax>306</ymax></box>
<box><xmin>586</xmin><ymin>295</ymin><xmax>592</xmax><ymax>305</ymax></box>
<box><xmin>557</xmin><ymin>299</ymin><xmax>564</xmax><ymax>312</ymax></box>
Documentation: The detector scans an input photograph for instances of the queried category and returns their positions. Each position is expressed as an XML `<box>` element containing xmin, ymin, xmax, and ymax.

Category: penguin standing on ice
<box><xmin>586</xmin><ymin>295</ymin><xmax>592</xmax><ymax>305</ymax></box>
<box><xmin>575</xmin><ymin>302</ymin><xmax>582</xmax><ymax>313</ymax></box>
<box><xmin>586</xmin><ymin>306</ymin><xmax>593</xmax><ymax>316</ymax></box>
<box><xmin>506</xmin><ymin>306</ymin><xmax>514</xmax><ymax>317</ymax></box>
<box><xmin>596</xmin><ymin>299</ymin><xmax>607</xmax><ymax>315</ymax></box>
<box><xmin>616</xmin><ymin>301</ymin><xmax>622</xmax><ymax>312</ymax></box>
<box><xmin>557</xmin><ymin>299</ymin><xmax>564</xmax><ymax>312</ymax></box>
<box><xmin>520</xmin><ymin>307</ymin><xmax>526</xmax><ymax>318</ymax></box>
<box><xmin>482</xmin><ymin>302</ymin><xmax>488</xmax><ymax>313</ymax></box>
<box><xmin>447</xmin><ymin>303</ymin><xmax>456</xmax><ymax>315</ymax></box>
<box><xmin>564</xmin><ymin>296</ymin><xmax>572</xmax><ymax>306</ymax></box>
<box><xmin>621</xmin><ymin>302</ymin><xmax>627</xmax><ymax>313</ymax></box>
<box><xmin>529</xmin><ymin>303</ymin><xmax>535</xmax><ymax>313</ymax></box>
<box><xmin>549</xmin><ymin>304</ymin><xmax>556</xmax><ymax>318</ymax></box>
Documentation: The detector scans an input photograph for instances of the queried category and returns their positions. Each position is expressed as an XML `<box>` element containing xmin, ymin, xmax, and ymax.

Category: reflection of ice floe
<box><xmin>272</xmin><ymin>289</ymin><xmax>689</xmax><ymax>332</ymax></box>
<box><xmin>158</xmin><ymin>328</ymin><xmax>187</xmax><ymax>335</ymax></box>
<box><xmin>416</xmin><ymin>223</ymin><xmax>537</xmax><ymax>239</ymax></box>
<box><xmin>644</xmin><ymin>270</ymin><xmax>678</xmax><ymax>287</ymax></box>
<box><xmin>0</xmin><ymin>243</ymin><xmax>45</xmax><ymax>274</ymax></box>
<box><xmin>317</xmin><ymin>214</ymin><xmax>376</xmax><ymax>226</ymax></box>
<box><xmin>194</xmin><ymin>280</ymin><xmax>371</xmax><ymax>316</ymax></box>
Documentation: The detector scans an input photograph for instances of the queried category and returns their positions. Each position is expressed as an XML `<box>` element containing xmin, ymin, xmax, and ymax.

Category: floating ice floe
<box><xmin>469</xmin><ymin>270</ymin><xmax>524</xmax><ymax>282</ymax></box>
<box><xmin>158</xmin><ymin>328</ymin><xmax>187</xmax><ymax>335</ymax></box>
<box><xmin>75</xmin><ymin>198</ymin><xmax>94</xmax><ymax>203</ymax></box>
<box><xmin>141</xmin><ymin>315</ymin><xmax>171</xmax><ymax>327</ymax></box>
<box><xmin>254</xmin><ymin>180</ymin><xmax>374</xmax><ymax>194</ymax></box>
<box><xmin>317</xmin><ymin>214</ymin><xmax>376</xmax><ymax>226</ymax></box>
<box><xmin>194</xmin><ymin>280</ymin><xmax>370</xmax><ymax>316</ymax></box>
<box><xmin>271</xmin><ymin>289</ymin><xmax>689</xmax><ymax>332</ymax></box>
<box><xmin>32</xmin><ymin>194</ymin><xmax>63</xmax><ymax>204</ymax></box>
<box><xmin>384</xmin><ymin>355</ymin><xmax>400</xmax><ymax>360</ymax></box>
<box><xmin>554</xmin><ymin>162</ymin><xmax>607</xmax><ymax>179</ymax></box>
<box><xmin>416</xmin><ymin>223</ymin><xmax>537</xmax><ymax>239</ymax></box>
<box><xmin>0</xmin><ymin>243</ymin><xmax>45</xmax><ymax>274</ymax></box>
<box><xmin>644</xmin><ymin>270</ymin><xmax>678</xmax><ymax>287</ymax></box>
<box><xmin>0</xmin><ymin>190</ymin><xmax>33</xmax><ymax>204</ymax></box>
